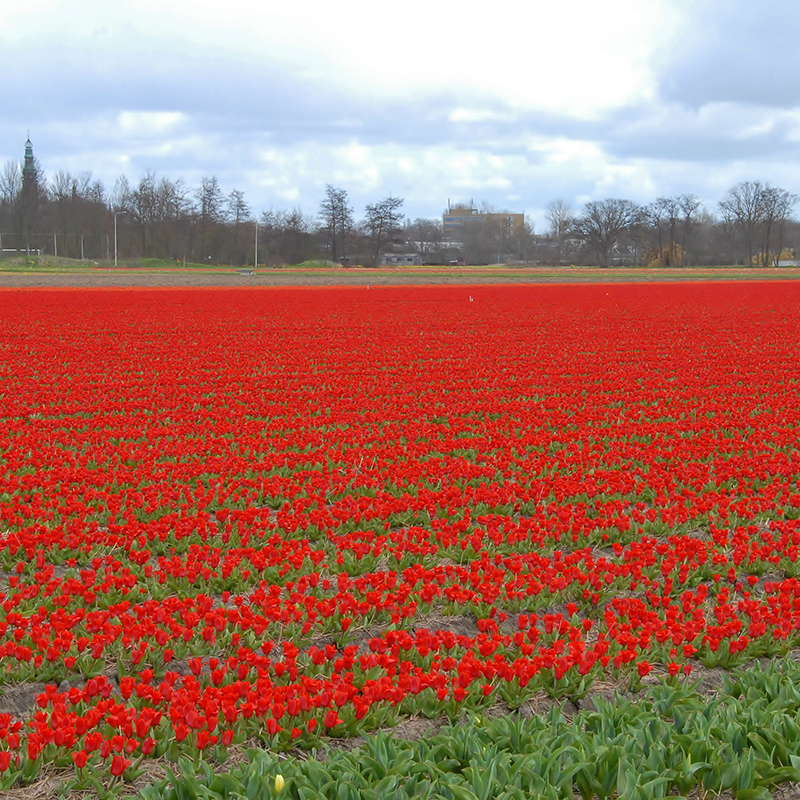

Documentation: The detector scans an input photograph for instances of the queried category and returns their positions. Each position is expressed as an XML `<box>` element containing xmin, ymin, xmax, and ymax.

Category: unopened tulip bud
<box><xmin>275</xmin><ymin>774</ymin><xmax>285</xmax><ymax>793</ymax></box>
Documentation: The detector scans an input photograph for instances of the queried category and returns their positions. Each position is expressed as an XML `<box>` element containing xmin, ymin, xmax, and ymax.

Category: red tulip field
<box><xmin>3</xmin><ymin>281</ymin><xmax>800</xmax><ymax>796</ymax></box>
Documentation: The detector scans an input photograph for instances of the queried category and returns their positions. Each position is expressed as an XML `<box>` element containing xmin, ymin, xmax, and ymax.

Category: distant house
<box><xmin>380</xmin><ymin>253</ymin><xmax>422</xmax><ymax>266</ymax></box>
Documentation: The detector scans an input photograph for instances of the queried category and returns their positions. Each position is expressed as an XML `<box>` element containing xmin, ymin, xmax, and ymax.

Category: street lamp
<box><xmin>114</xmin><ymin>211</ymin><xmax>126</xmax><ymax>267</ymax></box>
<box><xmin>254</xmin><ymin>220</ymin><xmax>259</xmax><ymax>268</ymax></box>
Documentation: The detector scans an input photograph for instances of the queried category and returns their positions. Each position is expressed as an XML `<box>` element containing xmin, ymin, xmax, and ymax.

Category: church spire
<box><xmin>23</xmin><ymin>134</ymin><xmax>35</xmax><ymax>183</ymax></box>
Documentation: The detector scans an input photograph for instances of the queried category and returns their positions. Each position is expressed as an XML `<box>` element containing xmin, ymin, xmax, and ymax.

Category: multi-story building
<box><xmin>442</xmin><ymin>202</ymin><xmax>525</xmax><ymax>235</ymax></box>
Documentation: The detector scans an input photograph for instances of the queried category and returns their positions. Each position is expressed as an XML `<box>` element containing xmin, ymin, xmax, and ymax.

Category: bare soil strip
<box><xmin>2</xmin><ymin>267</ymin><xmax>800</xmax><ymax>288</ymax></box>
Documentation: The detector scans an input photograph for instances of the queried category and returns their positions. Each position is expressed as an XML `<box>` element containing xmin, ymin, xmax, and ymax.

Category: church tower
<box><xmin>20</xmin><ymin>135</ymin><xmax>40</xmax><ymax>254</ymax></box>
<box><xmin>22</xmin><ymin>135</ymin><xmax>35</xmax><ymax>187</ymax></box>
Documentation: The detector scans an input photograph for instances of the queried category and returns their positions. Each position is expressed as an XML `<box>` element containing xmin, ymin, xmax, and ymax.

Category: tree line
<box><xmin>0</xmin><ymin>163</ymin><xmax>415</xmax><ymax>266</ymax></box>
<box><xmin>0</xmin><ymin>154</ymin><xmax>797</xmax><ymax>266</ymax></box>
<box><xmin>547</xmin><ymin>184</ymin><xmax>798</xmax><ymax>267</ymax></box>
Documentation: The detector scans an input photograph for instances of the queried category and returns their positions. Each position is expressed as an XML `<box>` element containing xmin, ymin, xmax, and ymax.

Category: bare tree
<box><xmin>227</xmin><ymin>189</ymin><xmax>251</xmax><ymax>264</ymax></box>
<box><xmin>760</xmin><ymin>185</ymin><xmax>797</xmax><ymax>266</ymax></box>
<box><xmin>155</xmin><ymin>176</ymin><xmax>190</xmax><ymax>258</ymax></box>
<box><xmin>545</xmin><ymin>199</ymin><xmax>573</xmax><ymax>235</ymax></box>
<box><xmin>253</xmin><ymin>209</ymin><xmax>320</xmax><ymax>266</ymax></box>
<box><xmin>77</xmin><ymin>175</ymin><xmax>109</xmax><ymax>260</ymax></box>
<box><xmin>364</xmin><ymin>196</ymin><xmax>404</xmax><ymax>266</ymax></box>
<box><xmin>405</xmin><ymin>218</ymin><xmax>443</xmax><ymax>259</ymax></box>
<box><xmin>228</xmin><ymin>189</ymin><xmax>250</xmax><ymax>225</ymax></box>
<box><xmin>129</xmin><ymin>171</ymin><xmax>160</xmax><ymax>257</ymax></box>
<box><xmin>86</xmin><ymin>178</ymin><xmax>105</xmax><ymax>205</ymax></box>
<box><xmin>545</xmin><ymin>199</ymin><xmax>575</xmax><ymax>265</ymax></box>
<box><xmin>677</xmin><ymin>194</ymin><xmax>702</xmax><ymax>265</ymax></box>
<box><xmin>318</xmin><ymin>185</ymin><xmax>354</xmax><ymax>263</ymax></box>
<box><xmin>718</xmin><ymin>181</ymin><xmax>765</xmax><ymax>266</ymax></box>
<box><xmin>0</xmin><ymin>161</ymin><xmax>23</xmax><ymax>252</ymax></box>
<box><xmin>277</xmin><ymin>209</ymin><xmax>317</xmax><ymax>265</ymax></box>
<box><xmin>111</xmin><ymin>175</ymin><xmax>132</xmax><ymax>210</ymax></box>
<box><xmin>258</xmin><ymin>210</ymin><xmax>279</xmax><ymax>265</ymax></box>
<box><xmin>124</xmin><ymin>172</ymin><xmax>189</xmax><ymax>259</ymax></box>
<box><xmin>50</xmin><ymin>170</ymin><xmax>75</xmax><ymax>257</ymax></box>
<box><xmin>719</xmin><ymin>181</ymin><xmax>797</xmax><ymax>266</ymax></box>
<box><xmin>645</xmin><ymin>194</ymin><xmax>702</xmax><ymax>266</ymax></box>
<box><xmin>195</xmin><ymin>176</ymin><xmax>226</xmax><ymax>263</ymax></box>
<box><xmin>573</xmin><ymin>198</ymin><xmax>641</xmax><ymax>267</ymax></box>
<box><xmin>0</xmin><ymin>161</ymin><xmax>21</xmax><ymax>206</ymax></box>
<box><xmin>49</xmin><ymin>170</ymin><xmax>73</xmax><ymax>201</ymax></box>
<box><xmin>459</xmin><ymin>214</ymin><xmax>522</xmax><ymax>264</ymax></box>
<box><xmin>645</xmin><ymin>197</ymin><xmax>681</xmax><ymax>266</ymax></box>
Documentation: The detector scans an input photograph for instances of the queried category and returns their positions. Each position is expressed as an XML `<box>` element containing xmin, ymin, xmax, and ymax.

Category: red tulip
<box><xmin>110</xmin><ymin>754</ymin><xmax>130</xmax><ymax>777</ymax></box>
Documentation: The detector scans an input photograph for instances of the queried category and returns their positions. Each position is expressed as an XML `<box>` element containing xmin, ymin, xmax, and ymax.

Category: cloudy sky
<box><xmin>4</xmin><ymin>0</ymin><xmax>800</xmax><ymax>229</ymax></box>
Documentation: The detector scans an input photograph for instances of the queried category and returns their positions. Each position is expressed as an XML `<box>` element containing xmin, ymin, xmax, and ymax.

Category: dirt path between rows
<box><xmin>1</xmin><ymin>268</ymin><xmax>799</xmax><ymax>288</ymax></box>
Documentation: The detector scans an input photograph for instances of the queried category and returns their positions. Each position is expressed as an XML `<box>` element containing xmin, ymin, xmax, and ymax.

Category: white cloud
<box><xmin>531</xmin><ymin>138</ymin><xmax>606</xmax><ymax>166</ymax></box>
<box><xmin>449</xmin><ymin>109</ymin><xmax>514</xmax><ymax>124</ymax></box>
<box><xmin>115</xmin><ymin>112</ymin><xmax>187</xmax><ymax>136</ymax></box>
<box><xmin>9</xmin><ymin>0</ymin><xmax>683</xmax><ymax>117</ymax></box>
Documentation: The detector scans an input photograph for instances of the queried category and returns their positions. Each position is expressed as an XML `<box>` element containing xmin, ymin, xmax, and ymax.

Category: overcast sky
<box><xmin>4</xmin><ymin>0</ymin><xmax>800</xmax><ymax>230</ymax></box>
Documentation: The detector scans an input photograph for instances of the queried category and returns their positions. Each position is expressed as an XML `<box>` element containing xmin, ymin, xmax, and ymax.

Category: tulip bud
<box><xmin>275</xmin><ymin>774</ymin><xmax>285</xmax><ymax>793</ymax></box>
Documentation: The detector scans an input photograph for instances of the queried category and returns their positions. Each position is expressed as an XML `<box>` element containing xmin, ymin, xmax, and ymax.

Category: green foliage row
<box><xmin>139</xmin><ymin>658</ymin><xmax>800</xmax><ymax>800</ymax></box>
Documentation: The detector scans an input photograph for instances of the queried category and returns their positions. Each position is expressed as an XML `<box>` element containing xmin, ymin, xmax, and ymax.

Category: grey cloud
<box><xmin>3</xmin><ymin>28</ymin><xmax>596</xmax><ymax>162</ymax></box>
<box><xmin>605</xmin><ymin>127</ymin><xmax>800</xmax><ymax>164</ymax></box>
<box><xmin>658</xmin><ymin>0</ymin><xmax>800</xmax><ymax>109</ymax></box>
<box><xmin>593</xmin><ymin>100</ymin><xmax>800</xmax><ymax>164</ymax></box>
